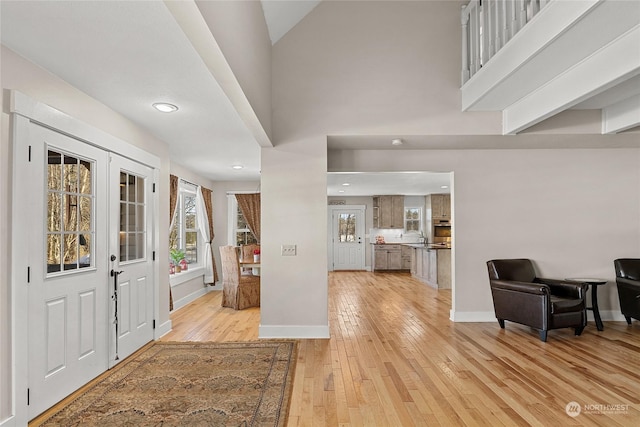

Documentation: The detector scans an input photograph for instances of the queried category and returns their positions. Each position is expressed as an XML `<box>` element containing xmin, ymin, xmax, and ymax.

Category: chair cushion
<box><xmin>550</xmin><ymin>296</ymin><xmax>583</xmax><ymax>314</ymax></box>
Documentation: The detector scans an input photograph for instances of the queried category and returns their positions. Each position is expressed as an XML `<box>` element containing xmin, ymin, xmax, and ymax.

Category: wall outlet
<box><xmin>281</xmin><ymin>244</ymin><xmax>297</xmax><ymax>256</ymax></box>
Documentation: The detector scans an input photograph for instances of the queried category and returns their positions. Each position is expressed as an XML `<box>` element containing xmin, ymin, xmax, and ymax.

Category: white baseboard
<box><xmin>207</xmin><ymin>283</ymin><xmax>222</xmax><ymax>291</ymax></box>
<box><xmin>155</xmin><ymin>319</ymin><xmax>172</xmax><ymax>339</ymax></box>
<box><xmin>0</xmin><ymin>415</ymin><xmax>15</xmax><ymax>427</ymax></box>
<box><xmin>172</xmin><ymin>287</ymin><xmax>209</xmax><ymax>312</ymax></box>
<box><xmin>450</xmin><ymin>310</ymin><xmax>497</xmax><ymax>322</ymax></box>
<box><xmin>259</xmin><ymin>324</ymin><xmax>330</xmax><ymax>339</ymax></box>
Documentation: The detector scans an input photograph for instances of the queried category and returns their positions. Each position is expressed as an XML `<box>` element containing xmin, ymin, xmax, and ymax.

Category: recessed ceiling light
<box><xmin>152</xmin><ymin>102</ymin><xmax>178</xmax><ymax>113</ymax></box>
<box><xmin>441</xmin><ymin>185</ymin><xmax>449</xmax><ymax>189</ymax></box>
<box><xmin>338</xmin><ymin>190</ymin><xmax>345</xmax><ymax>193</ymax></box>
<box><xmin>232</xmin><ymin>165</ymin><xmax>244</xmax><ymax>170</ymax></box>
<box><xmin>342</xmin><ymin>183</ymin><xmax>350</xmax><ymax>186</ymax></box>
<box><xmin>391</xmin><ymin>138</ymin><xmax>403</xmax><ymax>146</ymax></box>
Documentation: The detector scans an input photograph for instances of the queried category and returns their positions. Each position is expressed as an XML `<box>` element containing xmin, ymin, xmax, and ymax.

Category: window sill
<box><xmin>169</xmin><ymin>266</ymin><xmax>204</xmax><ymax>287</ymax></box>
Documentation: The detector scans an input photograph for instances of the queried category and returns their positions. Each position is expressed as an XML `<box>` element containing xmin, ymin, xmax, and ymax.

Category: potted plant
<box><xmin>253</xmin><ymin>248</ymin><xmax>260</xmax><ymax>263</ymax></box>
<box><xmin>170</xmin><ymin>248</ymin><xmax>186</xmax><ymax>273</ymax></box>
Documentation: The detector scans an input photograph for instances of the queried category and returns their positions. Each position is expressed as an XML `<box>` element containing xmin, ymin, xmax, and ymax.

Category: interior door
<box><xmin>332</xmin><ymin>208</ymin><xmax>365</xmax><ymax>270</ymax></box>
<box><xmin>27</xmin><ymin>123</ymin><xmax>109</xmax><ymax>419</ymax></box>
<box><xmin>108</xmin><ymin>153</ymin><xmax>154</xmax><ymax>365</ymax></box>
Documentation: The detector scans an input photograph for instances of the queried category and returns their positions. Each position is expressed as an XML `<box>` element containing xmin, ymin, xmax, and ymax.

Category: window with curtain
<box><xmin>228</xmin><ymin>195</ymin><xmax>258</xmax><ymax>246</ymax></box>
<box><xmin>170</xmin><ymin>181</ymin><xmax>200</xmax><ymax>264</ymax></box>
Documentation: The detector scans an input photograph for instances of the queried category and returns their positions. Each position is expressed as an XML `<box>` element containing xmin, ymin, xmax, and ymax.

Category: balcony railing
<box><xmin>461</xmin><ymin>0</ymin><xmax>551</xmax><ymax>85</ymax></box>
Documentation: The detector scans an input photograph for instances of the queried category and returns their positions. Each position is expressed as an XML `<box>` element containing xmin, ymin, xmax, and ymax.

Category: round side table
<box><xmin>566</xmin><ymin>278</ymin><xmax>608</xmax><ymax>331</ymax></box>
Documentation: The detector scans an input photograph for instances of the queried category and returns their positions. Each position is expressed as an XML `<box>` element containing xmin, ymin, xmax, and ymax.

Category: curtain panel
<box><xmin>198</xmin><ymin>187</ymin><xmax>218</xmax><ymax>284</ymax></box>
<box><xmin>168</xmin><ymin>174</ymin><xmax>178</xmax><ymax>311</ymax></box>
<box><xmin>235</xmin><ymin>193</ymin><xmax>261</xmax><ymax>242</ymax></box>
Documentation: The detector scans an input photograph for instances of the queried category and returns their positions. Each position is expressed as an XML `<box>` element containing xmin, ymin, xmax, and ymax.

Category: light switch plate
<box><xmin>281</xmin><ymin>244</ymin><xmax>297</xmax><ymax>256</ymax></box>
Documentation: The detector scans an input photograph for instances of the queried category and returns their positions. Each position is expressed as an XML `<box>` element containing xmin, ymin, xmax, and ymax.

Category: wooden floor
<box><xmin>162</xmin><ymin>271</ymin><xmax>640</xmax><ymax>426</ymax></box>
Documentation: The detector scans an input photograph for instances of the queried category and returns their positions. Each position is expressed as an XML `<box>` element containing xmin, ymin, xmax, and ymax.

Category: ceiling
<box><xmin>1</xmin><ymin>0</ymin><xmax>261</xmax><ymax>182</ymax></box>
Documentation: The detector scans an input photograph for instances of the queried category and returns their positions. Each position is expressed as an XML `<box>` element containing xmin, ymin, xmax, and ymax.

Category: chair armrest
<box><xmin>617</xmin><ymin>277</ymin><xmax>640</xmax><ymax>292</ymax></box>
<box><xmin>490</xmin><ymin>280</ymin><xmax>549</xmax><ymax>295</ymax></box>
<box><xmin>537</xmin><ymin>278</ymin><xmax>586</xmax><ymax>299</ymax></box>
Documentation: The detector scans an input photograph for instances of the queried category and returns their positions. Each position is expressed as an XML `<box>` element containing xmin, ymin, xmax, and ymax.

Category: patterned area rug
<box><xmin>36</xmin><ymin>341</ymin><xmax>297</xmax><ymax>426</ymax></box>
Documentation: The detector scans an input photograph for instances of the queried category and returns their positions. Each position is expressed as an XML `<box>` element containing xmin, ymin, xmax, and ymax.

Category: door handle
<box><xmin>110</xmin><ymin>268</ymin><xmax>123</xmax><ymax>361</ymax></box>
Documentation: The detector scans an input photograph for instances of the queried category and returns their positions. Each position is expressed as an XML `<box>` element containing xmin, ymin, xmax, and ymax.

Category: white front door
<box><xmin>331</xmin><ymin>208</ymin><xmax>365</xmax><ymax>270</ymax></box>
<box><xmin>24</xmin><ymin>125</ymin><xmax>156</xmax><ymax>418</ymax></box>
<box><xmin>108</xmin><ymin>154</ymin><xmax>154</xmax><ymax>365</ymax></box>
<box><xmin>27</xmin><ymin>124</ymin><xmax>109</xmax><ymax>418</ymax></box>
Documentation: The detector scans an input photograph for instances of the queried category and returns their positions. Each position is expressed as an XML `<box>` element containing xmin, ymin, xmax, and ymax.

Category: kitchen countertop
<box><xmin>372</xmin><ymin>242</ymin><xmax>451</xmax><ymax>250</ymax></box>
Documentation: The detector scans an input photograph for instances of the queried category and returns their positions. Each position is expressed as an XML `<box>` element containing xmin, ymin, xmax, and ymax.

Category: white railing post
<box><xmin>461</xmin><ymin>5</ymin><xmax>470</xmax><ymax>84</ymax></box>
<box><xmin>502</xmin><ymin>0</ymin><xmax>510</xmax><ymax>47</ymax></box>
<box><xmin>472</xmin><ymin>2</ymin><xmax>480</xmax><ymax>74</ymax></box>
<box><xmin>462</xmin><ymin>0</ymin><xmax>552</xmax><ymax>84</ymax></box>
<box><xmin>495</xmin><ymin>0</ymin><xmax>502</xmax><ymax>53</ymax></box>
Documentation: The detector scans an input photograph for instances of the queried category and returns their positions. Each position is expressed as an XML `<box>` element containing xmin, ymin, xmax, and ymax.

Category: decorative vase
<box><xmin>179</xmin><ymin>259</ymin><xmax>188</xmax><ymax>271</ymax></box>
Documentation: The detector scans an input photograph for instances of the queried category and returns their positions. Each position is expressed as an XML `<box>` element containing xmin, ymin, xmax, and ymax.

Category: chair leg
<box><xmin>574</xmin><ymin>326</ymin><xmax>585</xmax><ymax>336</ymax></box>
<box><xmin>497</xmin><ymin>319</ymin><xmax>505</xmax><ymax>329</ymax></box>
<box><xmin>624</xmin><ymin>315</ymin><xmax>632</xmax><ymax>325</ymax></box>
<box><xmin>539</xmin><ymin>330</ymin><xmax>548</xmax><ymax>342</ymax></box>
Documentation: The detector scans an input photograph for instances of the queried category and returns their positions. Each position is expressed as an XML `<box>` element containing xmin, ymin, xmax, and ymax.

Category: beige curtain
<box><xmin>236</xmin><ymin>193</ymin><xmax>261</xmax><ymax>242</ymax></box>
<box><xmin>200</xmin><ymin>187</ymin><xmax>218</xmax><ymax>284</ymax></box>
<box><xmin>168</xmin><ymin>174</ymin><xmax>178</xmax><ymax>311</ymax></box>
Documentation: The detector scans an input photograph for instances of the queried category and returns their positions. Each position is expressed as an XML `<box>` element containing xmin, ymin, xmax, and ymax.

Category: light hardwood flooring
<box><xmin>163</xmin><ymin>271</ymin><xmax>640</xmax><ymax>426</ymax></box>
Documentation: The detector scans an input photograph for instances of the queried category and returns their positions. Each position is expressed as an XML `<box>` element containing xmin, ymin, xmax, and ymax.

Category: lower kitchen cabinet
<box><xmin>410</xmin><ymin>246</ymin><xmax>451</xmax><ymax>289</ymax></box>
<box><xmin>372</xmin><ymin>244</ymin><xmax>403</xmax><ymax>271</ymax></box>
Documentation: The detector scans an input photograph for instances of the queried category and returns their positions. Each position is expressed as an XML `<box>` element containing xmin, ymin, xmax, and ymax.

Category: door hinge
<box><xmin>153</xmin><ymin>320</ymin><xmax>156</xmax><ymax>329</ymax></box>
<box><xmin>28</xmin><ymin>145</ymin><xmax>32</xmax><ymax>162</ymax></box>
<box><xmin>27</xmin><ymin>266</ymin><xmax>30</xmax><ymax>283</ymax></box>
<box><xmin>27</xmin><ymin>388</ymin><xmax>30</xmax><ymax>405</ymax></box>
<box><xmin>152</xmin><ymin>251</ymin><xmax>156</xmax><ymax>261</ymax></box>
<box><xmin>152</xmin><ymin>183</ymin><xmax>156</xmax><ymax>193</ymax></box>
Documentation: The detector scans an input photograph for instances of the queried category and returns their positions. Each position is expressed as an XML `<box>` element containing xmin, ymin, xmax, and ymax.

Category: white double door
<box><xmin>26</xmin><ymin>123</ymin><xmax>154</xmax><ymax>418</ymax></box>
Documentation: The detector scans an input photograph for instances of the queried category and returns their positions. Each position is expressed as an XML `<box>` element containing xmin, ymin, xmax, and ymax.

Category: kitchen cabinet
<box><xmin>372</xmin><ymin>244</ymin><xmax>403</xmax><ymax>271</ymax></box>
<box><xmin>427</xmin><ymin>194</ymin><xmax>451</xmax><ymax>220</ymax></box>
<box><xmin>373</xmin><ymin>195</ymin><xmax>405</xmax><ymax>229</ymax></box>
<box><xmin>401</xmin><ymin>245</ymin><xmax>412</xmax><ymax>270</ymax></box>
<box><xmin>410</xmin><ymin>246</ymin><xmax>451</xmax><ymax>289</ymax></box>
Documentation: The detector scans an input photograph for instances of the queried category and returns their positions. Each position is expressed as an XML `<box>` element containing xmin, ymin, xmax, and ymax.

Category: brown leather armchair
<box><xmin>487</xmin><ymin>259</ymin><xmax>587</xmax><ymax>342</ymax></box>
<box><xmin>614</xmin><ymin>258</ymin><xmax>640</xmax><ymax>324</ymax></box>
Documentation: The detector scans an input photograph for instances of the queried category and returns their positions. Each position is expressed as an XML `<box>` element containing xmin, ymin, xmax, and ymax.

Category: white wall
<box><xmin>260</xmin><ymin>137</ymin><xmax>329</xmax><ymax>338</ymax></box>
<box><xmin>0</xmin><ymin>45</ymin><xmax>172</xmax><ymax>423</ymax></box>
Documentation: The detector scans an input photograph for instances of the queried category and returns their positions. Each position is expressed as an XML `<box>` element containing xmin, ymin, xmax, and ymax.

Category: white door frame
<box><xmin>9</xmin><ymin>91</ymin><xmax>161</xmax><ymax>425</ymax></box>
<box><xmin>327</xmin><ymin>205</ymin><xmax>366</xmax><ymax>271</ymax></box>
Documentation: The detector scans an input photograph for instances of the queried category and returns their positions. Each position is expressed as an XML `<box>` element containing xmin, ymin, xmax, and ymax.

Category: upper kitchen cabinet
<box><xmin>373</xmin><ymin>195</ymin><xmax>405</xmax><ymax>229</ymax></box>
<box><xmin>427</xmin><ymin>194</ymin><xmax>451</xmax><ymax>221</ymax></box>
